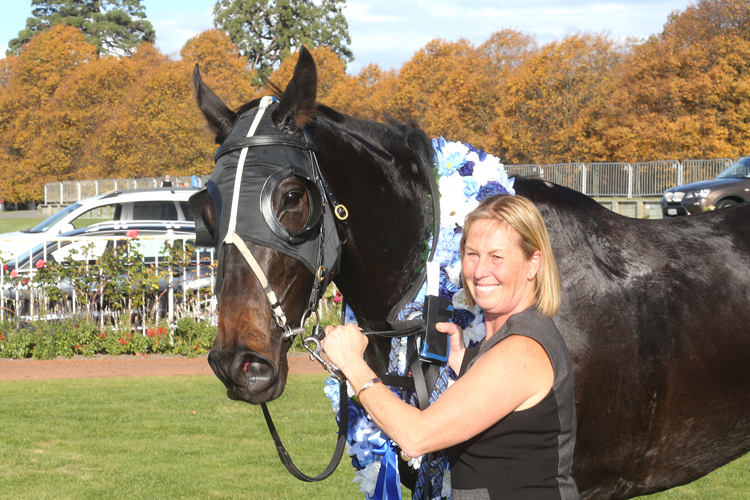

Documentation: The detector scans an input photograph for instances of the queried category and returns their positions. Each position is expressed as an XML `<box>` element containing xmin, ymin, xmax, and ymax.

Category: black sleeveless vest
<box><xmin>449</xmin><ymin>307</ymin><xmax>579</xmax><ymax>500</ymax></box>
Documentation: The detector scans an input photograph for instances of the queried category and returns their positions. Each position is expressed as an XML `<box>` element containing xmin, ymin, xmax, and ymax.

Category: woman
<box><xmin>322</xmin><ymin>194</ymin><xmax>579</xmax><ymax>500</ymax></box>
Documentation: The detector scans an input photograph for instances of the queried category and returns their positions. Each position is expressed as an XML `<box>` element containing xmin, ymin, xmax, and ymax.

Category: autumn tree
<box><xmin>213</xmin><ymin>0</ymin><xmax>352</xmax><ymax>80</ymax></box>
<box><xmin>491</xmin><ymin>33</ymin><xmax>623</xmax><ymax>164</ymax></box>
<box><xmin>392</xmin><ymin>32</ymin><xmax>537</xmax><ymax>151</ymax></box>
<box><xmin>603</xmin><ymin>0</ymin><xmax>750</xmax><ymax>161</ymax></box>
<box><xmin>0</xmin><ymin>25</ymin><xmax>98</xmax><ymax>202</ymax></box>
<box><xmin>8</xmin><ymin>0</ymin><xmax>155</xmax><ymax>56</ymax></box>
<box><xmin>180</xmin><ymin>30</ymin><xmax>259</xmax><ymax>110</ymax></box>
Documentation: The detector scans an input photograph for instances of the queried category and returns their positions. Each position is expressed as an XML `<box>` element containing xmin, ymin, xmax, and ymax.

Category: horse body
<box><xmin>192</xmin><ymin>48</ymin><xmax>750</xmax><ymax>499</ymax></box>
<box><xmin>520</xmin><ymin>182</ymin><xmax>750</xmax><ymax>497</ymax></box>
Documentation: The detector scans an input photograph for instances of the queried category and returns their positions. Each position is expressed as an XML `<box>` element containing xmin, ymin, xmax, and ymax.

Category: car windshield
<box><xmin>27</xmin><ymin>203</ymin><xmax>82</xmax><ymax>233</ymax></box>
<box><xmin>716</xmin><ymin>159</ymin><xmax>750</xmax><ymax>179</ymax></box>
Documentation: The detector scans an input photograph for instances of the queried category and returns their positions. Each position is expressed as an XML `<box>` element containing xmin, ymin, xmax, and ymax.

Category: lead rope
<box><xmin>260</xmin><ymin>379</ymin><xmax>349</xmax><ymax>482</ymax></box>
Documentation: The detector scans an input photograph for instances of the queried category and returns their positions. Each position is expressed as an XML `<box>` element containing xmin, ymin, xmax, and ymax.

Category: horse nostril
<box><xmin>241</xmin><ymin>354</ymin><xmax>275</xmax><ymax>391</ymax></box>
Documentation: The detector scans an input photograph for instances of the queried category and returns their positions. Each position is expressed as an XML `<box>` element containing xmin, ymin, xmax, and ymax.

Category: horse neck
<box><xmin>312</xmin><ymin>119</ymin><xmax>432</xmax><ymax>330</ymax></box>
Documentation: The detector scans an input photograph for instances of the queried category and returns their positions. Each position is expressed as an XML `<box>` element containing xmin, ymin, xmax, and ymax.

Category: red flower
<box><xmin>333</xmin><ymin>289</ymin><xmax>342</xmax><ymax>303</ymax></box>
<box><xmin>147</xmin><ymin>328</ymin><xmax>155</xmax><ymax>337</ymax></box>
<box><xmin>157</xmin><ymin>340</ymin><xmax>161</xmax><ymax>346</ymax></box>
<box><xmin>2</xmin><ymin>264</ymin><xmax>7</xmax><ymax>271</ymax></box>
<box><xmin>99</xmin><ymin>333</ymin><xmax>106</xmax><ymax>339</ymax></box>
<box><xmin>126</xmin><ymin>229</ymin><xmax>139</xmax><ymax>239</ymax></box>
<box><xmin>193</xmin><ymin>346</ymin><xmax>199</xmax><ymax>350</ymax></box>
<box><xmin>119</xmin><ymin>338</ymin><xmax>126</xmax><ymax>345</ymax></box>
<box><xmin>21</xmin><ymin>279</ymin><xmax>28</xmax><ymax>286</ymax></box>
<box><xmin>0</xmin><ymin>334</ymin><xmax>4</xmax><ymax>341</ymax></box>
<box><xmin>74</xmin><ymin>344</ymin><xmax>81</xmax><ymax>349</ymax></box>
<box><xmin>156</xmin><ymin>327</ymin><xmax>163</xmax><ymax>335</ymax></box>
<box><xmin>9</xmin><ymin>269</ymin><xmax>17</xmax><ymax>278</ymax></box>
<box><xmin>35</xmin><ymin>259</ymin><xmax>45</xmax><ymax>269</ymax></box>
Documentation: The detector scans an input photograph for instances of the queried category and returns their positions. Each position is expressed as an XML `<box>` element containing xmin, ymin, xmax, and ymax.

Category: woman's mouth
<box><xmin>476</xmin><ymin>284</ymin><xmax>499</xmax><ymax>293</ymax></box>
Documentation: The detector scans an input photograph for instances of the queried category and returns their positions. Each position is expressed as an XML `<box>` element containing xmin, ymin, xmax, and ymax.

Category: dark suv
<box><xmin>662</xmin><ymin>158</ymin><xmax>750</xmax><ymax>216</ymax></box>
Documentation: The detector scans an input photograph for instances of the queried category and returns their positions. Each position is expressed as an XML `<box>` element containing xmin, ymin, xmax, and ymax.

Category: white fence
<box><xmin>44</xmin><ymin>175</ymin><xmax>212</xmax><ymax>204</ymax></box>
<box><xmin>43</xmin><ymin>158</ymin><xmax>738</xmax><ymax>204</ymax></box>
<box><xmin>0</xmin><ymin>234</ymin><xmax>217</xmax><ymax>327</ymax></box>
<box><xmin>505</xmin><ymin>158</ymin><xmax>735</xmax><ymax>197</ymax></box>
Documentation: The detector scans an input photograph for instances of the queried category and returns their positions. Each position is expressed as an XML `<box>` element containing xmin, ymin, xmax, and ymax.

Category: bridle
<box><xmin>190</xmin><ymin>96</ymin><xmax>346</xmax><ymax>351</ymax></box>
<box><xmin>190</xmin><ymin>95</ymin><xmax>442</xmax><ymax>483</ymax></box>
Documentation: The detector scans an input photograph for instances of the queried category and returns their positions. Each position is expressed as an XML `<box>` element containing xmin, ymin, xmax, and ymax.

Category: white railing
<box><xmin>0</xmin><ymin>234</ymin><xmax>216</xmax><ymax>328</ymax></box>
<box><xmin>44</xmin><ymin>175</ymin><xmax>212</xmax><ymax>204</ymax></box>
<box><xmin>504</xmin><ymin>157</ymin><xmax>741</xmax><ymax>198</ymax></box>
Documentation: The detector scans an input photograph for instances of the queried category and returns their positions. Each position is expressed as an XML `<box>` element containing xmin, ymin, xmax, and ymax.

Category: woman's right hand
<box><xmin>436</xmin><ymin>322</ymin><xmax>466</xmax><ymax>374</ymax></box>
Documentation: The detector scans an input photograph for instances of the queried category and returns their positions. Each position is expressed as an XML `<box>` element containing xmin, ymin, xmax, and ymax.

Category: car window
<box><xmin>717</xmin><ymin>159</ymin><xmax>750</xmax><ymax>179</ymax></box>
<box><xmin>179</xmin><ymin>201</ymin><xmax>194</xmax><ymax>221</ymax></box>
<box><xmin>132</xmin><ymin>201</ymin><xmax>178</xmax><ymax>221</ymax></box>
<box><xmin>28</xmin><ymin>203</ymin><xmax>82</xmax><ymax>233</ymax></box>
<box><xmin>70</xmin><ymin>204</ymin><xmax>121</xmax><ymax>229</ymax></box>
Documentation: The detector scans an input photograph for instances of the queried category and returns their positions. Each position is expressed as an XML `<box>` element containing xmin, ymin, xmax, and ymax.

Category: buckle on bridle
<box><xmin>291</xmin><ymin>308</ymin><xmax>345</xmax><ymax>381</ymax></box>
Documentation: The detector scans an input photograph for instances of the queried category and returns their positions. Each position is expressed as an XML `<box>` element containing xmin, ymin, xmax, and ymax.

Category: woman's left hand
<box><xmin>321</xmin><ymin>323</ymin><xmax>369</xmax><ymax>372</ymax></box>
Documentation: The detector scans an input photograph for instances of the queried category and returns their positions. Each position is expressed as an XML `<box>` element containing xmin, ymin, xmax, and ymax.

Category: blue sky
<box><xmin>1</xmin><ymin>0</ymin><xmax>693</xmax><ymax>73</ymax></box>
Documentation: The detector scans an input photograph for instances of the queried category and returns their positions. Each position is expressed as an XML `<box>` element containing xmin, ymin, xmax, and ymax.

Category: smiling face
<box><xmin>462</xmin><ymin>219</ymin><xmax>541</xmax><ymax>332</ymax></box>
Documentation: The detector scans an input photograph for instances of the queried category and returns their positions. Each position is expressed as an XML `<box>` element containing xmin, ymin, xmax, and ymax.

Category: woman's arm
<box><xmin>322</xmin><ymin>324</ymin><xmax>554</xmax><ymax>458</ymax></box>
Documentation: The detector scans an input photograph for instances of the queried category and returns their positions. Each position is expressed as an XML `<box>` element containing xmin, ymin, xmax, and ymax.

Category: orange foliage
<box><xmin>3</xmin><ymin>1</ymin><xmax>750</xmax><ymax>202</ymax></box>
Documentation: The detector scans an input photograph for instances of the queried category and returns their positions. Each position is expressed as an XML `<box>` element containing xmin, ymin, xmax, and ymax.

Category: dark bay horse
<box><xmin>192</xmin><ymin>47</ymin><xmax>750</xmax><ymax>499</ymax></box>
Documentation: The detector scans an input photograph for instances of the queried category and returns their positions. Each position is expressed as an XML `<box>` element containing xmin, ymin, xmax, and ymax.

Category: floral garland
<box><xmin>325</xmin><ymin>137</ymin><xmax>515</xmax><ymax>500</ymax></box>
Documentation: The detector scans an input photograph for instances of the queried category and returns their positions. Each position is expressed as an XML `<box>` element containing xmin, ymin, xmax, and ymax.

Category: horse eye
<box><xmin>283</xmin><ymin>190</ymin><xmax>305</xmax><ymax>209</ymax></box>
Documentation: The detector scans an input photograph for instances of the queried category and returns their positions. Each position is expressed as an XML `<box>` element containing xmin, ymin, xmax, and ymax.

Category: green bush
<box><xmin>0</xmin><ymin>317</ymin><xmax>217</xmax><ymax>359</ymax></box>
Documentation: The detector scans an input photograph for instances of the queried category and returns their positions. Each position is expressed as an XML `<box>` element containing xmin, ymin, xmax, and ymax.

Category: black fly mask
<box><xmin>189</xmin><ymin>96</ymin><xmax>342</xmax><ymax>334</ymax></box>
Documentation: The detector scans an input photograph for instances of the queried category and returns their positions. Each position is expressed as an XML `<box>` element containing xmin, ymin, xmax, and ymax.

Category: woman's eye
<box><xmin>283</xmin><ymin>190</ymin><xmax>304</xmax><ymax>208</ymax></box>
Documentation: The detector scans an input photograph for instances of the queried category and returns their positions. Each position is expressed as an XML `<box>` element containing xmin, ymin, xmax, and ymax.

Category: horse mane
<box><xmin>311</xmin><ymin>104</ymin><xmax>434</xmax><ymax>201</ymax></box>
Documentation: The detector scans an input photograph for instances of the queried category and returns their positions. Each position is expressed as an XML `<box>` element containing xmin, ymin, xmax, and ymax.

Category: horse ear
<box><xmin>193</xmin><ymin>64</ymin><xmax>236</xmax><ymax>144</ymax></box>
<box><xmin>272</xmin><ymin>46</ymin><xmax>317</xmax><ymax>134</ymax></box>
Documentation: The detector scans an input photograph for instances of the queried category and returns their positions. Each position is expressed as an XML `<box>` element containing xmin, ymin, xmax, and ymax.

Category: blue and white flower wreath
<box><xmin>325</xmin><ymin>137</ymin><xmax>515</xmax><ymax>500</ymax></box>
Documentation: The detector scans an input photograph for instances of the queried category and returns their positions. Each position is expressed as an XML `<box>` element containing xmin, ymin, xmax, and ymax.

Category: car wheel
<box><xmin>716</xmin><ymin>199</ymin><xmax>738</xmax><ymax>209</ymax></box>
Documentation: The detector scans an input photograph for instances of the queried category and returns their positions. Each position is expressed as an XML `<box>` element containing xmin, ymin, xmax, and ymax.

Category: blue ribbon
<box><xmin>373</xmin><ymin>440</ymin><xmax>401</xmax><ymax>500</ymax></box>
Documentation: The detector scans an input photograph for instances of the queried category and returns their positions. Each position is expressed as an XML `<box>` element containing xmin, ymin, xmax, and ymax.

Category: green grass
<box><xmin>0</xmin><ymin>374</ymin><xmax>363</xmax><ymax>500</ymax></box>
<box><xmin>0</xmin><ymin>373</ymin><xmax>747</xmax><ymax>499</ymax></box>
<box><xmin>642</xmin><ymin>454</ymin><xmax>750</xmax><ymax>499</ymax></box>
<box><xmin>0</xmin><ymin>216</ymin><xmax>47</xmax><ymax>233</ymax></box>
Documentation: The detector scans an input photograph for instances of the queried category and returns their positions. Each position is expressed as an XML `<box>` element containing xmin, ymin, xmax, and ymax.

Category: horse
<box><xmin>191</xmin><ymin>47</ymin><xmax>750</xmax><ymax>499</ymax></box>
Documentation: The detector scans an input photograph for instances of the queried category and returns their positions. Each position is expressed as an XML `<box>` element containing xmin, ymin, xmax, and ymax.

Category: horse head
<box><xmin>191</xmin><ymin>47</ymin><xmax>433</xmax><ymax>404</ymax></box>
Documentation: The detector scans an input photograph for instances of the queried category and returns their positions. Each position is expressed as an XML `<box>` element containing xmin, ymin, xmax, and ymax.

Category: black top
<box><xmin>449</xmin><ymin>307</ymin><xmax>579</xmax><ymax>500</ymax></box>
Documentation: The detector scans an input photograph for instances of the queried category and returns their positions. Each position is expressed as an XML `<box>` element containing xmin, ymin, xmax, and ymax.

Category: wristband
<box><xmin>351</xmin><ymin>377</ymin><xmax>382</xmax><ymax>406</ymax></box>
<box><xmin>358</xmin><ymin>377</ymin><xmax>382</xmax><ymax>396</ymax></box>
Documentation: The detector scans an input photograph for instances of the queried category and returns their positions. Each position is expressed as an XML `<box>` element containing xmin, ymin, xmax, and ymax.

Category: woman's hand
<box><xmin>321</xmin><ymin>323</ymin><xmax>369</xmax><ymax>373</ymax></box>
<box><xmin>436</xmin><ymin>322</ymin><xmax>466</xmax><ymax>374</ymax></box>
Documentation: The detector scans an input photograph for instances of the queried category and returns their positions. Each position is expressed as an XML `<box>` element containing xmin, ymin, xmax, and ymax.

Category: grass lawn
<box><xmin>0</xmin><ymin>374</ymin><xmax>748</xmax><ymax>499</ymax></box>
<box><xmin>0</xmin><ymin>374</ymin><xmax>364</xmax><ymax>500</ymax></box>
<box><xmin>0</xmin><ymin>215</ymin><xmax>48</xmax><ymax>233</ymax></box>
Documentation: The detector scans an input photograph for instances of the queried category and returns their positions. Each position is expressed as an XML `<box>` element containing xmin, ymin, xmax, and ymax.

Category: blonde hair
<box><xmin>460</xmin><ymin>195</ymin><xmax>561</xmax><ymax>317</ymax></box>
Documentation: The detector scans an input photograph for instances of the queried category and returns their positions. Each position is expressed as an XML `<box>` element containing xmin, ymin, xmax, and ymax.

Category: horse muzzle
<box><xmin>208</xmin><ymin>348</ymin><xmax>287</xmax><ymax>404</ymax></box>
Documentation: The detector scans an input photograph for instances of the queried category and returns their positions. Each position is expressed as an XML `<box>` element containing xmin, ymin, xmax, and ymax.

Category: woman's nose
<box><xmin>473</xmin><ymin>255</ymin><xmax>491</xmax><ymax>277</ymax></box>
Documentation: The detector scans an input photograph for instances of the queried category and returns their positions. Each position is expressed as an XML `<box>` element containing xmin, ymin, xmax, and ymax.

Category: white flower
<box><xmin>353</xmin><ymin>460</ymin><xmax>381</xmax><ymax>496</ymax></box>
<box><xmin>446</xmin><ymin>261</ymin><xmax>462</xmax><ymax>288</ymax></box>
<box><xmin>439</xmin><ymin>173</ymin><xmax>474</xmax><ymax>228</ymax></box>
<box><xmin>472</xmin><ymin>154</ymin><xmax>506</xmax><ymax>187</ymax></box>
<box><xmin>465</xmin><ymin>320</ymin><xmax>487</xmax><ymax>346</ymax></box>
<box><xmin>408</xmin><ymin>454</ymin><xmax>423</xmax><ymax>470</ymax></box>
<box><xmin>442</xmin><ymin>470</ymin><xmax>452</xmax><ymax>498</ymax></box>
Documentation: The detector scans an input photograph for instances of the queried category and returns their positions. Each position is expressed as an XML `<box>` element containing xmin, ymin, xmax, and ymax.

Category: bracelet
<box><xmin>357</xmin><ymin>377</ymin><xmax>382</xmax><ymax>397</ymax></box>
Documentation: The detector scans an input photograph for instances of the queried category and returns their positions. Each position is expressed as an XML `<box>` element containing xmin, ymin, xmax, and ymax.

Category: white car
<box><xmin>0</xmin><ymin>188</ymin><xmax>197</xmax><ymax>261</ymax></box>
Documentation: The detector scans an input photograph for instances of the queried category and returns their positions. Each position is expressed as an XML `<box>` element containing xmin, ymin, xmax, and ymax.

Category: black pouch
<box><xmin>419</xmin><ymin>295</ymin><xmax>454</xmax><ymax>364</ymax></box>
